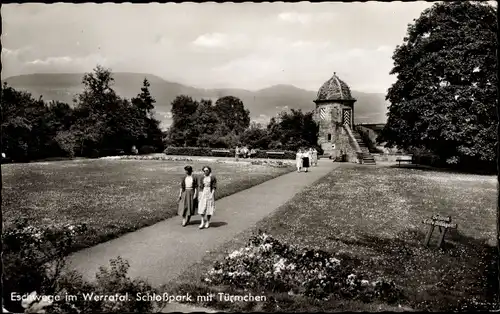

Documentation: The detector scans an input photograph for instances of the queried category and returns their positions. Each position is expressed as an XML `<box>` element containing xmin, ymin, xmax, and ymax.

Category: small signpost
<box><xmin>422</xmin><ymin>215</ymin><xmax>457</xmax><ymax>248</ymax></box>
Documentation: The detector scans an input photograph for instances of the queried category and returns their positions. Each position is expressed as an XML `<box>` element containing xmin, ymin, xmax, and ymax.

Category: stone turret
<box><xmin>313</xmin><ymin>72</ymin><xmax>357</xmax><ymax>158</ymax></box>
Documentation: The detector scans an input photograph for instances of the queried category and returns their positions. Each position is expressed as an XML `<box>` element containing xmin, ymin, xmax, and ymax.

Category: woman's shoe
<box><xmin>199</xmin><ymin>220</ymin><xmax>205</xmax><ymax>229</ymax></box>
<box><xmin>182</xmin><ymin>218</ymin><xmax>187</xmax><ymax>226</ymax></box>
<box><xmin>204</xmin><ymin>221</ymin><xmax>210</xmax><ymax>229</ymax></box>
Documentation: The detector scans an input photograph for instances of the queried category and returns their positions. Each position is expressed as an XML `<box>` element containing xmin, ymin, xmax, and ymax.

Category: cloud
<box><xmin>376</xmin><ymin>45</ymin><xmax>392</xmax><ymax>53</ymax></box>
<box><xmin>346</xmin><ymin>48</ymin><xmax>366</xmax><ymax>58</ymax></box>
<box><xmin>24</xmin><ymin>53</ymin><xmax>111</xmax><ymax>71</ymax></box>
<box><xmin>192</xmin><ymin>33</ymin><xmax>247</xmax><ymax>49</ymax></box>
<box><xmin>278</xmin><ymin>12</ymin><xmax>312</xmax><ymax>24</ymax></box>
<box><xmin>2</xmin><ymin>46</ymin><xmax>31</xmax><ymax>58</ymax></box>
<box><xmin>208</xmin><ymin>37</ymin><xmax>396</xmax><ymax>92</ymax></box>
<box><xmin>291</xmin><ymin>40</ymin><xmax>331</xmax><ymax>48</ymax></box>
<box><xmin>278</xmin><ymin>11</ymin><xmax>336</xmax><ymax>24</ymax></box>
<box><xmin>27</xmin><ymin>56</ymin><xmax>73</xmax><ymax>65</ymax></box>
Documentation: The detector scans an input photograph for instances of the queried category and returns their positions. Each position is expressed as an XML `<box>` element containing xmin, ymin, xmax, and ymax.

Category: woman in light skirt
<box><xmin>178</xmin><ymin>165</ymin><xmax>198</xmax><ymax>226</ymax></box>
<box><xmin>296</xmin><ymin>149</ymin><xmax>303</xmax><ymax>172</ymax></box>
<box><xmin>311</xmin><ymin>148</ymin><xmax>318</xmax><ymax>166</ymax></box>
<box><xmin>198</xmin><ymin>166</ymin><xmax>217</xmax><ymax>229</ymax></box>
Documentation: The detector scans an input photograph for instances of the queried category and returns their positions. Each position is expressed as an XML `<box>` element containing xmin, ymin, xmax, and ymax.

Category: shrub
<box><xmin>204</xmin><ymin>231</ymin><xmax>402</xmax><ymax>302</ymax></box>
<box><xmin>409</xmin><ymin>147</ymin><xmax>441</xmax><ymax>167</ymax></box>
<box><xmin>2</xmin><ymin>219</ymin><xmax>166</xmax><ymax>313</ymax></box>
<box><xmin>89</xmin><ymin>149</ymin><xmax>100</xmax><ymax>159</ymax></box>
<box><xmin>49</xmin><ymin>257</ymin><xmax>166</xmax><ymax>313</ymax></box>
<box><xmin>2</xmin><ymin>218</ymin><xmax>88</xmax><ymax>313</ymax></box>
<box><xmin>139</xmin><ymin>145</ymin><xmax>156</xmax><ymax>155</ymax></box>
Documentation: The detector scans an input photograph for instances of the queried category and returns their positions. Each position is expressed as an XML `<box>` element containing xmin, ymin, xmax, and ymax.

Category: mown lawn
<box><xmin>171</xmin><ymin>163</ymin><xmax>498</xmax><ymax>312</ymax></box>
<box><xmin>1</xmin><ymin>159</ymin><xmax>293</xmax><ymax>252</ymax></box>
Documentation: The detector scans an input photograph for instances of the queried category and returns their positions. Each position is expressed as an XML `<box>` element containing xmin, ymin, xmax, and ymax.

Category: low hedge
<box><xmin>139</xmin><ymin>145</ymin><xmax>157</xmax><ymax>155</ymax></box>
<box><xmin>163</xmin><ymin>147</ymin><xmax>296</xmax><ymax>159</ymax></box>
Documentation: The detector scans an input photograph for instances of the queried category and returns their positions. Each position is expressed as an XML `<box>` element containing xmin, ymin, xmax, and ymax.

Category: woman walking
<box><xmin>198</xmin><ymin>166</ymin><xmax>217</xmax><ymax>229</ymax></box>
<box><xmin>295</xmin><ymin>148</ymin><xmax>303</xmax><ymax>172</ymax></box>
<box><xmin>311</xmin><ymin>148</ymin><xmax>318</xmax><ymax>166</ymax></box>
<box><xmin>302</xmin><ymin>148</ymin><xmax>311</xmax><ymax>172</ymax></box>
<box><xmin>178</xmin><ymin>165</ymin><xmax>198</xmax><ymax>226</ymax></box>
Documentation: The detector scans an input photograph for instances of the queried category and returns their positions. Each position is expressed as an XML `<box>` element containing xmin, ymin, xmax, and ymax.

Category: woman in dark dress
<box><xmin>302</xmin><ymin>147</ymin><xmax>310</xmax><ymax>172</ymax></box>
<box><xmin>178</xmin><ymin>165</ymin><xmax>198</xmax><ymax>226</ymax></box>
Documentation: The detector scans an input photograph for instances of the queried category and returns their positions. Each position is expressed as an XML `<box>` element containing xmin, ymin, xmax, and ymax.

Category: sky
<box><xmin>2</xmin><ymin>2</ymin><xmax>437</xmax><ymax>94</ymax></box>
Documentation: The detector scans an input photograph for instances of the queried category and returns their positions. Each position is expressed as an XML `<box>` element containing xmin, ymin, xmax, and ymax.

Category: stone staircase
<box><xmin>353</xmin><ymin>131</ymin><xmax>376</xmax><ymax>165</ymax></box>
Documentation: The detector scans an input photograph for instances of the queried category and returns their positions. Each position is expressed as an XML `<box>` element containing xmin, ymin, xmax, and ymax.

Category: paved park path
<box><xmin>65</xmin><ymin>159</ymin><xmax>338</xmax><ymax>311</ymax></box>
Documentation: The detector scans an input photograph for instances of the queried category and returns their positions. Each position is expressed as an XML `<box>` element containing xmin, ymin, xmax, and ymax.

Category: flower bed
<box><xmin>203</xmin><ymin>231</ymin><xmax>401</xmax><ymax>303</ymax></box>
<box><xmin>110</xmin><ymin>154</ymin><xmax>294</xmax><ymax>167</ymax></box>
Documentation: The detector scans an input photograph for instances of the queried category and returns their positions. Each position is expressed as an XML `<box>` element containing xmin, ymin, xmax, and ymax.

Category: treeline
<box><xmin>1</xmin><ymin>66</ymin><xmax>165</xmax><ymax>162</ymax></box>
<box><xmin>2</xmin><ymin>66</ymin><xmax>321</xmax><ymax>163</ymax></box>
<box><xmin>164</xmin><ymin>95</ymin><xmax>320</xmax><ymax>152</ymax></box>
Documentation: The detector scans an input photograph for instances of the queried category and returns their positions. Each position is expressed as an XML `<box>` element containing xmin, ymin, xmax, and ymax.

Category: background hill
<box><xmin>3</xmin><ymin>73</ymin><xmax>389</xmax><ymax>129</ymax></box>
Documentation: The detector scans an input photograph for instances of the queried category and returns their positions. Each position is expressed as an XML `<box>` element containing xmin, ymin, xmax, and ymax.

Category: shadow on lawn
<box><xmin>330</xmin><ymin>229</ymin><xmax>498</xmax><ymax>311</ymax></box>
<box><xmin>387</xmin><ymin>163</ymin><xmax>497</xmax><ymax>176</ymax></box>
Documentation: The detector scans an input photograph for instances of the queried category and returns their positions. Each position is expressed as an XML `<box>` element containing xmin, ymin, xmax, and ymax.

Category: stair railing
<box><xmin>343</xmin><ymin>124</ymin><xmax>364</xmax><ymax>163</ymax></box>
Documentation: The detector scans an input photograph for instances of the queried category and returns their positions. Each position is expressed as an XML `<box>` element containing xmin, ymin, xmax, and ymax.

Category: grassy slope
<box><xmin>2</xmin><ymin>159</ymin><xmax>293</xmax><ymax>252</ymax></box>
<box><xmin>171</xmin><ymin>163</ymin><xmax>498</xmax><ymax>312</ymax></box>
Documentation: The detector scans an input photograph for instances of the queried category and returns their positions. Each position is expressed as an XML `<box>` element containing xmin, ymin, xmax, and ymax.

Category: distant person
<box><xmin>235</xmin><ymin>146</ymin><xmax>240</xmax><ymax>161</ymax></box>
<box><xmin>307</xmin><ymin>148</ymin><xmax>313</xmax><ymax>166</ymax></box>
<box><xmin>178</xmin><ymin>165</ymin><xmax>198</xmax><ymax>227</ymax></box>
<box><xmin>131</xmin><ymin>146</ymin><xmax>138</xmax><ymax>155</ymax></box>
<box><xmin>302</xmin><ymin>148</ymin><xmax>311</xmax><ymax>172</ymax></box>
<box><xmin>296</xmin><ymin>148</ymin><xmax>303</xmax><ymax>172</ymax></box>
<box><xmin>249</xmin><ymin>148</ymin><xmax>256</xmax><ymax>158</ymax></box>
<box><xmin>312</xmin><ymin>148</ymin><xmax>318</xmax><ymax>166</ymax></box>
<box><xmin>198</xmin><ymin>166</ymin><xmax>217</xmax><ymax>229</ymax></box>
<box><xmin>242</xmin><ymin>146</ymin><xmax>249</xmax><ymax>158</ymax></box>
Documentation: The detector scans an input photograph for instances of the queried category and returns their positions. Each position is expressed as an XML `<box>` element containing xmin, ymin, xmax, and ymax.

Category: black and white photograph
<box><xmin>1</xmin><ymin>1</ymin><xmax>498</xmax><ymax>313</ymax></box>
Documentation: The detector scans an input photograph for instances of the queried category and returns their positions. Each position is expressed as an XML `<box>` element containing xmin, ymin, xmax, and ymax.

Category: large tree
<box><xmin>132</xmin><ymin>78</ymin><xmax>155</xmax><ymax>118</ymax></box>
<box><xmin>131</xmin><ymin>78</ymin><xmax>164</xmax><ymax>150</ymax></box>
<box><xmin>240</xmin><ymin>122</ymin><xmax>270</xmax><ymax>149</ymax></box>
<box><xmin>72</xmin><ymin>66</ymin><xmax>122</xmax><ymax>155</ymax></box>
<box><xmin>193</xmin><ymin>99</ymin><xmax>220</xmax><ymax>147</ymax></box>
<box><xmin>167</xmin><ymin>95</ymin><xmax>199</xmax><ymax>147</ymax></box>
<box><xmin>267</xmin><ymin>109</ymin><xmax>319</xmax><ymax>151</ymax></box>
<box><xmin>380</xmin><ymin>2</ymin><xmax>497</xmax><ymax>166</ymax></box>
<box><xmin>214</xmin><ymin>96</ymin><xmax>250</xmax><ymax>135</ymax></box>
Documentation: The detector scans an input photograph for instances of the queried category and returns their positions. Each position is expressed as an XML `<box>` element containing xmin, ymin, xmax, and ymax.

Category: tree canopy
<box><xmin>3</xmin><ymin>65</ymin><xmax>322</xmax><ymax>162</ymax></box>
<box><xmin>380</xmin><ymin>1</ymin><xmax>497</xmax><ymax>166</ymax></box>
<box><xmin>166</xmin><ymin>95</ymin><xmax>320</xmax><ymax>151</ymax></box>
<box><xmin>1</xmin><ymin>66</ymin><xmax>165</xmax><ymax>161</ymax></box>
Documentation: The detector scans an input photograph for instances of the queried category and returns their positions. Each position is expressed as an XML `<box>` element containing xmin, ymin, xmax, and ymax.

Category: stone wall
<box><xmin>338</xmin><ymin>127</ymin><xmax>360</xmax><ymax>163</ymax></box>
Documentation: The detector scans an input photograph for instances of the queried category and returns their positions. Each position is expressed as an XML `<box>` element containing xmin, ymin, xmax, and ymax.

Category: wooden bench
<box><xmin>212</xmin><ymin>149</ymin><xmax>231</xmax><ymax>156</ymax></box>
<box><xmin>422</xmin><ymin>215</ymin><xmax>457</xmax><ymax>248</ymax></box>
<box><xmin>396</xmin><ymin>156</ymin><xmax>413</xmax><ymax>167</ymax></box>
<box><xmin>266</xmin><ymin>151</ymin><xmax>285</xmax><ymax>158</ymax></box>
